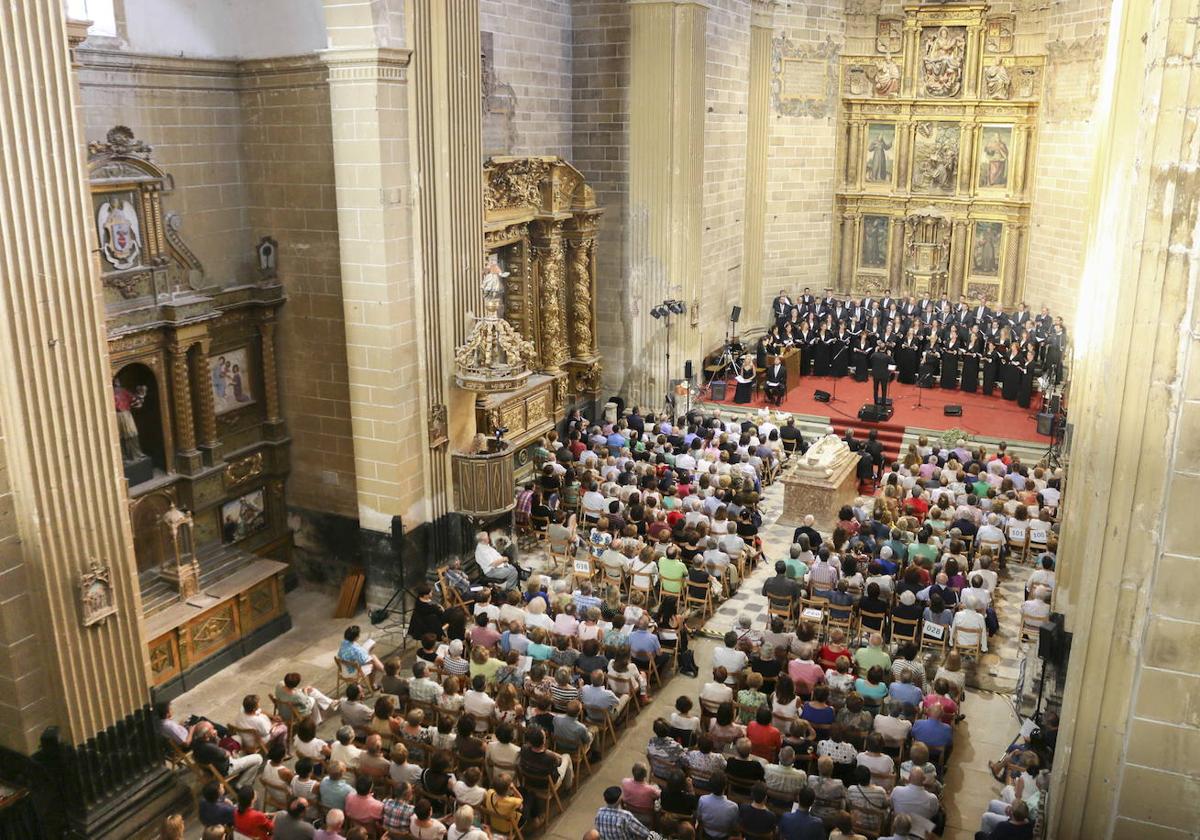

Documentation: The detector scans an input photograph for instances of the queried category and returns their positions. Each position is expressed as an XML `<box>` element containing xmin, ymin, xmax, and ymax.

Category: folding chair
<box><xmin>857</xmin><ymin>608</ymin><xmax>887</xmax><ymax>641</ymax></box>
<box><xmin>334</xmin><ymin>655</ymin><xmax>374</xmax><ymax>699</ymax></box>
<box><xmin>920</xmin><ymin>620</ymin><xmax>948</xmax><ymax>657</ymax></box>
<box><xmin>1006</xmin><ymin>526</ymin><xmax>1029</xmax><ymax>565</ymax></box>
<box><xmin>607</xmin><ymin>672</ymin><xmax>642</xmax><ymax>721</ymax></box>
<box><xmin>767</xmin><ymin>593</ymin><xmax>797</xmax><ymax>630</ymax></box>
<box><xmin>520</xmin><ymin>766</ymin><xmax>565</xmax><ymax>822</ymax></box>
<box><xmin>684</xmin><ymin>579</ymin><xmax>714</xmax><ymax>620</ymax></box>
<box><xmin>890</xmin><ymin>615</ymin><xmax>921</xmax><ymax>649</ymax></box>
<box><xmin>584</xmin><ymin>703</ymin><xmax>620</xmax><ymax>751</ymax></box>
<box><xmin>572</xmin><ymin>555</ymin><xmax>599</xmax><ymax>589</ymax></box>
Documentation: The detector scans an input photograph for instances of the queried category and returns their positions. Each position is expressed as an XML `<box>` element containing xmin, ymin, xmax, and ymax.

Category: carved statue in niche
<box><xmin>80</xmin><ymin>561</ymin><xmax>117</xmax><ymax>627</ymax></box>
<box><xmin>113</xmin><ymin>373</ymin><xmax>153</xmax><ymax>485</ymax></box>
<box><xmin>874</xmin><ymin>54</ymin><xmax>901</xmax><ymax>97</ymax></box>
<box><xmin>455</xmin><ymin>255</ymin><xmax>537</xmax><ymax>392</ymax></box>
<box><xmin>920</xmin><ymin>26</ymin><xmax>966</xmax><ymax>98</ymax></box>
<box><xmin>984</xmin><ymin>63</ymin><xmax>1012</xmax><ymax>99</ymax></box>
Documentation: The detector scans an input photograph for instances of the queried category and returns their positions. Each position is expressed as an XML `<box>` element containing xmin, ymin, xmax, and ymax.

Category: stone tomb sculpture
<box><xmin>780</xmin><ymin>432</ymin><xmax>860</xmax><ymax>531</ymax></box>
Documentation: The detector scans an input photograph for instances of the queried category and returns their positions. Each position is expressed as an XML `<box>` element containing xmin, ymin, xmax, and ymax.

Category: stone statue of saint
<box><xmin>874</xmin><ymin>56</ymin><xmax>901</xmax><ymax>97</ymax></box>
<box><xmin>112</xmin><ymin>377</ymin><xmax>148</xmax><ymax>462</ymax></box>
<box><xmin>984</xmin><ymin>63</ymin><xmax>1012</xmax><ymax>99</ymax></box>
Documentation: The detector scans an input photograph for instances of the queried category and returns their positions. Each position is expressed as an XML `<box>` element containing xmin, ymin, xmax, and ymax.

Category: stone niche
<box><xmin>833</xmin><ymin>3</ymin><xmax>1043</xmax><ymax>307</ymax></box>
<box><xmin>88</xmin><ymin>126</ymin><xmax>292</xmax><ymax>699</ymax></box>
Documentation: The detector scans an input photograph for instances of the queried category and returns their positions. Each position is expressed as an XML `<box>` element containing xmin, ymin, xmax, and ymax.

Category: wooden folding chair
<box><xmin>890</xmin><ymin>615</ymin><xmax>921</xmax><ymax>649</ymax></box>
<box><xmin>629</xmin><ymin>571</ymin><xmax>657</xmax><ymax>607</ymax></box>
<box><xmin>952</xmin><ymin>628</ymin><xmax>984</xmax><ymax>661</ymax></box>
<box><xmin>857</xmin><ymin>608</ymin><xmax>887</xmax><ymax>641</ymax></box>
<box><xmin>658</xmin><ymin>569</ymin><xmax>686</xmax><ymax>603</ymax></box>
<box><xmin>334</xmin><ymin>655</ymin><xmax>374</xmax><ymax>699</ymax></box>
<box><xmin>227</xmin><ymin>724</ymin><xmax>268</xmax><ymax>757</ymax></box>
<box><xmin>584</xmin><ymin>703</ymin><xmax>619</xmax><ymax>752</ymax></box>
<box><xmin>437</xmin><ymin>566</ymin><xmax>468</xmax><ymax>611</ymax></box>
<box><xmin>1006</xmin><ymin>526</ymin><xmax>1029</xmax><ymax>565</ymax></box>
<box><xmin>480</xmin><ymin>796</ymin><xmax>525</xmax><ymax>840</ymax></box>
<box><xmin>684</xmin><ymin>579</ymin><xmax>714</xmax><ymax>620</ymax></box>
<box><xmin>601</xmin><ymin>561</ymin><xmax>627</xmax><ymax>595</ymax></box>
<box><xmin>1020</xmin><ymin>614</ymin><xmax>1044</xmax><ymax>644</ymax></box>
<box><xmin>261</xmin><ymin>774</ymin><xmax>291</xmax><ymax>810</ymax></box>
<box><xmin>826</xmin><ymin>602</ymin><xmax>856</xmax><ymax>640</ymax></box>
<box><xmin>269</xmin><ymin>695</ymin><xmax>304</xmax><ymax>746</ymax></box>
<box><xmin>520</xmin><ymin>766</ymin><xmax>565</xmax><ymax>822</ymax></box>
<box><xmin>572</xmin><ymin>555</ymin><xmax>599</xmax><ymax>588</ymax></box>
<box><xmin>920</xmin><ymin>620</ymin><xmax>948</xmax><ymax>657</ymax></box>
<box><xmin>606</xmin><ymin>673</ymin><xmax>642</xmax><ymax>721</ymax></box>
<box><xmin>767</xmin><ymin>593</ymin><xmax>797</xmax><ymax>629</ymax></box>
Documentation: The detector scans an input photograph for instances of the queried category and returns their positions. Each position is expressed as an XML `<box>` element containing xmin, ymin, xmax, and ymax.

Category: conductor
<box><xmin>870</xmin><ymin>346</ymin><xmax>894</xmax><ymax>406</ymax></box>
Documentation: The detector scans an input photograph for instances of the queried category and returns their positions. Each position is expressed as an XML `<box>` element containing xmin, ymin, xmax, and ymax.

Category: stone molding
<box><xmin>319</xmin><ymin>46</ymin><xmax>412</xmax><ymax>83</ymax></box>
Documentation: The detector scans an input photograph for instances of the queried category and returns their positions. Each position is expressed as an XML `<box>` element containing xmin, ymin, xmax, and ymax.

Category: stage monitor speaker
<box><xmin>710</xmin><ymin>380</ymin><xmax>727</xmax><ymax>401</ymax></box>
<box><xmin>858</xmin><ymin>403</ymin><xmax>894</xmax><ymax>422</ymax></box>
<box><xmin>813</xmin><ymin>390</ymin><xmax>831</xmax><ymax>403</ymax></box>
<box><xmin>684</xmin><ymin>359</ymin><xmax>694</xmax><ymax>380</ymax></box>
<box><xmin>944</xmin><ymin>404</ymin><xmax>963</xmax><ymax>417</ymax></box>
<box><xmin>730</xmin><ymin>306</ymin><xmax>742</xmax><ymax>323</ymax></box>
<box><xmin>1037</xmin><ymin>411</ymin><xmax>1054</xmax><ymax>436</ymax></box>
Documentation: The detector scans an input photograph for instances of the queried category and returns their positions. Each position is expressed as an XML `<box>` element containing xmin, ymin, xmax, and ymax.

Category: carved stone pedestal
<box><xmin>779</xmin><ymin>437</ymin><xmax>860</xmax><ymax>532</ymax></box>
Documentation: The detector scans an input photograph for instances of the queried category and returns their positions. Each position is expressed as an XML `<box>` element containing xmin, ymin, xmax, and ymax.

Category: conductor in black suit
<box><xmin>870</xmin><ymin>346</ymin><xmax>894</xmax><ymax>405</ymax></box>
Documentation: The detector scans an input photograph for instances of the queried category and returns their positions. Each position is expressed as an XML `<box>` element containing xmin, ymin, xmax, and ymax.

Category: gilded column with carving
<box><xmin>259</xmin><ymin>316</ymin><xmax>282</xmax><ymax>424</ymax></box>
<box><xmin>846</xmin><ymin>120</ymin><xmax>863</xmax><ymax>188</ymax></box>
<box><xmin>1002</xmin><ymin>224</ymin><xmax>1023</xmax><ymax>307</ymax></box>
<box><xmin>567</xmin><ymin>236</ymin><xmax>595</xmax><ymax>359</ymax></box>
<box><xmin>192</xmin><ymin>336</ymin><xmax>220</xmax><ymax>459</ymax></box>
<box><xmin>533</xmin><ymin>226</ymin><xmax>569</xmax><ymax>372</ymax></box>
<box><xmin>169</xmin><ymin>341</ymin><xmax>198</xmax><ymax>469</ymax></box>
<box><xmin>839</xmin><ymin>213</ymin><xmax>858</xmax><ymax>293</ymax></box>
<box><xmin>950</xmin><ymin>220</ymin><xmax>969</xmax><ymax>298</ymax></box>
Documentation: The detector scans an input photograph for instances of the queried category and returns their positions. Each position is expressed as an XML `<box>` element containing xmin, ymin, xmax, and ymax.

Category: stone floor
<box><xmin>170</xmin><ymin>473</ymin><xmax>1040</xmax><ymax>840</ymax></box>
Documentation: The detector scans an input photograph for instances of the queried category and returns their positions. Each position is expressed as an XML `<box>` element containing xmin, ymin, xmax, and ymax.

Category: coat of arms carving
<box><xmin>97</xmin><ymin>199</ymin><xmax>142</xmax><ymax>271</ymax></box>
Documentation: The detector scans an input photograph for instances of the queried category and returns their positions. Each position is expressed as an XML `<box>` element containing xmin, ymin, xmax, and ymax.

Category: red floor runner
<box><xmin>714</xmin><ymin>374</ymin><xmax>1048</xmax><ymax>443</ymax></box>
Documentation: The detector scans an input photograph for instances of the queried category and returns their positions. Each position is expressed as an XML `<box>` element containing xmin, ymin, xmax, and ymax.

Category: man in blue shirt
<box><xmin>628</xmin><ymin>617</ymin><xmax>669</xmax><ymax>674</ymax></box>
<box><xmin>778</xmin><ymin>787</ymin><xmax>825</xmax><ymax>840</ymax></box>
<box><xmin>697</xmin><ymin>770</ymin><xmax>739</xmax><ymax>839</ymax></box>
<box><xmin>911</xmin><ymin>705</ymin><xmax>954</xmax><ymax>753</ymax></box>
<box><xmin>595</xmin><ymin>785</ymin><xmax>658</xmax><ymax>840</ymax></box>
<box><xmin>606</xmin><ymin>428</ymin><xmax>628</xmax><ymax>456</ymax></box>
<box><xmin>887</xmin><ymin>670</ymin><xmax>925</xmax><ymax>709</ymax></box>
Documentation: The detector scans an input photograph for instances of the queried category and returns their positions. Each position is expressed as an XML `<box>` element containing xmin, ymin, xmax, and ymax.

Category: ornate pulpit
<box><xmin>903</xmin><ymin>209</ymin><xmax>952</xmax><ymax>298</ymax></box>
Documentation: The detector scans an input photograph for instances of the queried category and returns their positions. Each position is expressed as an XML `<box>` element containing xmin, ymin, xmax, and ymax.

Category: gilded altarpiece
<box><xmin>452</xmin><ymin>157</ymin><xmax>603</xmax><ymax>514</ymax></box>
<box><xmin>834</xmin><ymin>3</ymin><xmax>1042</xmax><ymax>305</ymax></box>
<box><xmin>89</xmin><ymin>127</ymin><xmax>291</xmax><ymax>699</ymax></box>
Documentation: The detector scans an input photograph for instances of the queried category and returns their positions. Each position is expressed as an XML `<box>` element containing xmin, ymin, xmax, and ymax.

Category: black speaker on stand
<box><xmin>730</xmin><ymin>306</ymin><xmax>742</xmax><ymax>324</ymax></box>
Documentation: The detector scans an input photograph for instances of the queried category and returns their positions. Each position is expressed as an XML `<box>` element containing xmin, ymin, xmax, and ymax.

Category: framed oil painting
<box><xmin>864</xmin><ymin>123</ymin><xmax>896</xmax><ymax>185</ymax></box>
<box><xmin>977</xmin><ymin>125</ymin><xmax>1012</xmax><ymax>189</ymax></box>
<box><xmin>221</xmin><ymin>488</ymin><xmax>266</xmax><ymax>544</ymax></box>
<box><xmin>971</xmin><ymin>221</ymin><xmax>1003</xmax><ymax>276</ymax></box>
<box><xmin>860</xmin><ymin>215</ymin><xmax>891</xmax><ymax>270</ymax></box>
<box><xmin>210</xmin><ymin>347</ymin><xmax>255</xmax><ymax>415</ymax></box>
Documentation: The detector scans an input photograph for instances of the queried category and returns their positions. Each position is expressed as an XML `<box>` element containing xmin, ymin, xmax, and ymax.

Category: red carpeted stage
<box><xmin>710</xmin><ymin>374</ymin><xmax>1049</xmax><ymax>462</ymax></box>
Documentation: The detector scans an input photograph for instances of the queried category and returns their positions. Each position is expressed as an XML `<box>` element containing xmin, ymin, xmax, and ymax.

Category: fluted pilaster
<box><xmin>0</xmin><ymin>2</ymin><xmax>148</xmax><ymax>750</ymax></box>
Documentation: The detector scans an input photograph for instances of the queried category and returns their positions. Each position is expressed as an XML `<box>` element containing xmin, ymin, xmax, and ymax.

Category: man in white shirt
<box><xmin>873</xmin><ymin>705</ymin><xmax>914</xmax><ymax>748</ymax></box>
<box><xmin>951</xmin><ymin>596</ymin><xmax>988</xmax><ymax>652</ymax></box>
<box><xmin>712</xmin><ymin>633</ymin><xmax>749</xmax><ymax>682</ymax></box>
<box><xmin>974</xmin><ymin>556</ymin><xmax>999</xmax><ymax>592</ymax></box>
<box><xmin>703</xmin><ymin>538</ymin><xmax>732</xmax><ymax>576</ymax></box>
<box><xmin>701</xmin><ymin>668</ymin><xmax>735</xmax><ymax>704</ymax></box>
<box><xmin>581</xmin><ymin>485</ymin><xmax>607</xmax><ymax>522</ymax></box>
<box><xmin>976</xmin><ymin>513</ymin><xmax>1005</xmax><ymax>547</ymax></box>
<box><xmin>961</xmin><ymin>575</ymin><xmax>991</xmax><ymax>610</ymax></box>
<box><xmin>463</xmin><ymin>675</ymin><xmax>496</xmax><ymax>731</ymax></box>
<box><xmin>475</xmin><ymin>532</ymin><xmax>518</xmax><ymax>589</ymax></box>
<box><xmin>891</xmin><ymin>767</ymin><xmax>940</xmax><ymax>820</ymax></box>
<box><xmin>764</xmin><ymin>746</ymin><xmax>807</xmax><ymax>800</ymax></box>
<box><xmin>1021</xmin><ymin>589</ymin><xmax>1052</xmax><ymax>629</ymax></box>
<box><xmin>1027</xmin><ymin>555</ymin><xmax>1056</xmax><ymax>595</ymax></box>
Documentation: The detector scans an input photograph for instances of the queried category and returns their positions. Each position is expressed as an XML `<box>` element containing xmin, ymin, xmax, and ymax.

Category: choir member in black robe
<box><xmin>851</xmin><ymin>333</ymin><xmax>872</xmax><ymax>382</ymax></box>
<box><xmin>830</xmin><ymin>323</ymin><xmax>851</xmax><ymax>377</ymax></box>
<box><xmin>733</xmin><ymin>356</ymin><xmax>756</xmax><ymax>404</ymax></box>
<box><xmin>940</xmin><ymin>327</ymin><xmax>962</xmax><ymax>390</ymax></box>
<box><xmin>1044</xmin><ymin>321</ymin><xmax>1067</xmax><ymax>383</ymax></box>
<box><xmin>796</xmin><ymin>324</ymin><xmax>813</xmax><ymax>375</ymax></box>
<box><xmin>981</xmin><ymin>341</ymin><xmax>999</xmax><ymax>396</ymax></box>
<box><xmin>764</xmin><ymin>325</ymin><xmax>784</xmax><ymax>358</ymax></box>
<box><xmin>1001</xmin><ymin>346</ymin><xmax>1022</xmax><ymax>400</ymax></box>
<box><xmin>896</xmin><ymin>327</ymin><xmax>920</xmax><ymax>384</ymax></box>
<box><xmin>1017</xmin><ymin>347</ymin><xmax>1037</xmax><ymax>408</ymax></box>
<box><xmin>772</xmin><ymin>290</ymin><xmax>793</xmax><ymax>327</ymax></box>
<box><xmin>813</xmin><ymin>324</ymin><xmax>833</xmax><ymax>376</ymax></box>
<box><xmin>959</xmin><ymin>326</ymin><xmax>983</xmax><ymax>393</ymax></box>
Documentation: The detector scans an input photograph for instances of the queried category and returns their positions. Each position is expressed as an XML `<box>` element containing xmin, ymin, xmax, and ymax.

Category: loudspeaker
<box><xmin>858</xmin><ymin>403</ymin><xmax>894</xmax><ymax>421</ymax></box>
<box><xmin>730</xmin><ymin>306</ymin><xmax>742</xmax><ymax>323</ymax></box>
<box><xmin>1049</xmin><ymin>393</ymin><xmax>1062</xmax><ymax>415</ymax></box>
<box><xmin>1036</xmin><ymin>411</ymin><xmax>1054</xmax><ymax>436</ymax></box>
<box><xmin>684</xmin><ymin>360</ymin><xmax>694</xmax><ymax>380</ymax></box>
<box><xmin>943</xmin><ymin>404</ymin><xmax>963</xmax><ymax>417</ymax></box>
<box><xmin>711</xmin><ymin>380</ymin><xmax>727</xmax><ymax>401</ymax></box>
<box><xmin>813</xmin><ymin>390</ymin><xmax>831</xmax><ymax>403</ymax></box>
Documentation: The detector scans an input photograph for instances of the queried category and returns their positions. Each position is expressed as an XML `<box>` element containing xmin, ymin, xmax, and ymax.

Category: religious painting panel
<box><xmin>910</xmin><ymin>122</ymin><xmax>960</xmax><ymax>195</ymax></box>
<box><xmin>220</xmin><ymin>487</ymin><xmax>267</xmax><ymax>544</ymax></box>
<box><xmin>863</xmin><ymin>123</ymin><xmax>896</xmax><ymax>186</ymax></box>
<box><xmin>919</xmin><ymin>26</ymin><xmax>967</xmax><ymax>98</ymax></box>
<box><xmin>210</xmin><ymin>346</ymin><xmax>256</xmax><ymax>415</ymax></box>
<box><xmin>859</xmin><ymin>215</ymin><xmax>891</xmax><ymax>270</ymax></box>
<box><xmin>971</xmin><ymin>221</ymin><xmax>1004</xmax><ymax>277</ymax></box>
<box><xmin>977</xmin><ymin>126</ymin><xmax>1013</xmax><ymax>189</ymax></box>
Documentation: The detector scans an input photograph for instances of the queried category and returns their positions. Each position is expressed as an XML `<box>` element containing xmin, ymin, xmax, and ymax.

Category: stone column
<box><xmin>0</xmin><ymin>5</ymin><xmax>179</xmax><ymax>834</ymax></box>
<box><xmin>628</xmin><ymin>0</ymin><xmax>707</xmax><ymax>406</ymax></box>
<box><xmin>192</xmin><ymin>336</ymin><xmax>220</xmax><ymax>464</ymax></box>
<box><xmin>1048</xmin><ymin>0</ymin><xmax>1200</xmax><ymax>836</ymax></box>
<box><xmin>258</xmin><ymin>316</ymin><xmax>282</xmax><ymax>428</ymax></box>
<box><xmin>741</xmin><ymin>2</ymin><xmax>773</xmax><ymax>322</ymax></box>
<box><xmin>168</xmin><ymin>339</ymin><xmax>200</xmax><ymax>473</ymax></box>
